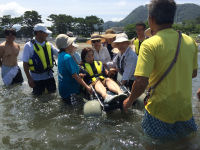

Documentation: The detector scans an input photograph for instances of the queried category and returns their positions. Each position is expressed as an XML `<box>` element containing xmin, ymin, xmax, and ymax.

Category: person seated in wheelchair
<box><xmin>80</xmin><ymin>47</ymin><xmax>127</xmax><ymax>103</ymax></box>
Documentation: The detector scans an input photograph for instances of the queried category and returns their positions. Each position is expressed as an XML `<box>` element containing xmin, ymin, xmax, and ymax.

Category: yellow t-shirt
<box><xmin>135</xmin><ymin>28</ymin><xmax>198</xmax><ymax>123</ymax></box>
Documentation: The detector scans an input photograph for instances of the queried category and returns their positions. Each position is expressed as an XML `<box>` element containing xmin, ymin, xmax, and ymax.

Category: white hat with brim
<box><xmin>112</xmin><ymin>33</ymin><xmax>130</xmax><ymax>47</ymax></box>
<box><xmin>86</xmin><ymin>34</ymin><xmax>105</xmax><ymax>44</ymax></box>
<box><xmin>34</xmin><ymin>23</ymin><xmax>52</xmax><ymax>34</ymax></box>
<box><xmin>55</xmin><ymin>34</ymin><xmax>78</xmax><ymax>49</ymax></box>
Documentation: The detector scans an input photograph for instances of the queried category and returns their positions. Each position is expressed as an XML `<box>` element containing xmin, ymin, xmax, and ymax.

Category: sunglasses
<box><xmin>5</xmin><ymin>31</ymin><xmax>16</xmax><ymax>36</ymax></box>
<box><xmin>92</xmin><ymin>40</ymin><xmax>101</xmax><ymax>43</ymax></box>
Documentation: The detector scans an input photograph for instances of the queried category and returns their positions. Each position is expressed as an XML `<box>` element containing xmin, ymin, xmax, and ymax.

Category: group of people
<box><xmin>0</xmin><ymin>0</ymin><xmax>199</xmax><ymax>143</ymax></box>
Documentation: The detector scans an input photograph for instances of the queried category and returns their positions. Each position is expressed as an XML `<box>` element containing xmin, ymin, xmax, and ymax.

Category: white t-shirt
<box><xmin>22</xmin><ymin>39</ymin><xmax>58</xmax><ymax>81</ymax></box>
<box><xmin>93</xmin><ymin>45</ymin><xmax>111</xmax><ymax>64</ymax></box>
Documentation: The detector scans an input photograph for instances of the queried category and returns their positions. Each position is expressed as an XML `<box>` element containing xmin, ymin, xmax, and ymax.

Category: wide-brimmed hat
<box><xmin>86</xmin><ymin>33</ymin><xmax>105</xmax><ymax>44</ymax></box>
<box><xmin>55</xmin><ymin>34</ymin><xmax>78</xmax><ymax>49</ymax></box>
<box><xmin>102</xmin><ymin>28</ymin><xmax>116</xmax><ymax>39</ymax></box>
<box><xmin>145</xmin><ymin>28</ymin><xmax>152</xmax><ymax>38</ymax></box>
<box><xmin>105</xmin><ymin>29</ymin><xmax>115</xmax><ymax>34</ymax></box>
<box><xmin>112</xmin><ymin>33</ymin><xmax>130</xmax><ymax>47</ymax></box>
<box><xmin>33</xmin><ymin>23</ymin><xmax>52</xmax><ymax>34</ymax></box>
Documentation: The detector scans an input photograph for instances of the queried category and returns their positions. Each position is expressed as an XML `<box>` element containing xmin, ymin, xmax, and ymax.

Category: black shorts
<box><xmin>32</xmin><ymin>77</ymin><xmax>56</xmax><ymax>96</ymax></box>
<box><xmin>11</xmin><ymin>67</ymin><xmax>24</xmax><ymax>85</ymax></box>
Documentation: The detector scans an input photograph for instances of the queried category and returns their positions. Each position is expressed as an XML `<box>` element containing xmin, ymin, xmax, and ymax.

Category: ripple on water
<box><xmin>0</xmin><ymin>60</ymin><xmax>199</xmax><ymax>149</ymax></box>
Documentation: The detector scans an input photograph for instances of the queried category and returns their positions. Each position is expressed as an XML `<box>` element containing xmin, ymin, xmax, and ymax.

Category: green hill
<box><xmin>104</xmin><ymin>3</ymin><xmax>200</xmax><ymax>29</ymax></box>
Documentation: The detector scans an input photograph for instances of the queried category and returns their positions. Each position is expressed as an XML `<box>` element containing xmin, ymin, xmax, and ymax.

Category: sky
<box><xmin>0</xmin><ymin>0</ymin><xmax>200</xmax><ymax>26</ymax></box>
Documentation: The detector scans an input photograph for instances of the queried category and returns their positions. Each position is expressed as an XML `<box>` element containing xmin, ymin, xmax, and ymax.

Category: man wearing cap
<box><xmin>0</xmin><ymin>28</ymin><xmax>24</xmax><ymax>86</ymax></box>
<box><xmin>22</xmin><ymin>23</ymin><xmax>58</xmax><ymax>96</ymax></box>
<box><xmin>132</xmin><ymin>22</ymin><xmax>146</xmax><ymax>56</ymax></box>
<box><xmin>107</xmin><ymin>33</ymin><xmax>138</xmax><ymax>90</ymax></box>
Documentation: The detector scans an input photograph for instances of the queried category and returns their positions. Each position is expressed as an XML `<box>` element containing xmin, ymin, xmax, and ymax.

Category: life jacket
<box><xmin>133</xmin><ymin>38</ymin><xmax>140</xmax><ymax>55</ymax></box>
<box><xmin>28</xmin><ymin>40</ymin><xmax>54</xmax><ymax>73</ymax></box>
<box><xmin>83</xmin><ymin>61</ymin><xmax>104</xmax><ymax>82</ymax></box>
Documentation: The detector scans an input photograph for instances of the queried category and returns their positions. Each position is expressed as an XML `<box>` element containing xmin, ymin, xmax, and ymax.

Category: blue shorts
<box><xmin>142</xmin><ymin>110</ymin><xmax>198</xmax><ymax>139</ymax></box>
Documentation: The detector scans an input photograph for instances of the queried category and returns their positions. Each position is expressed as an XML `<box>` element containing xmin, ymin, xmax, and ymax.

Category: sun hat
<box><xmin>102</xmin><ymin>28</ymin><xmax>116</xmax><ymax>39</ymax></box>
<box><xmin>145</xmin><ymin>28</ymin><xmax>152</xmax><ymax>38</ymax></box>
<box><xmin>33</xmin><ymin>23</ymin><xmax>52</xmax><ymax>34</ymax></box>
<box><xmin>86</xmin><ymin>33</ymin><xmax>105</xmax><ymax>44</ymax></box>
<box><xmin>55</xmin><ymin>34</ymin><xmax>78</xmax><ymax>49</ymax></box>
<box><xmin>112</xmin><ymin>33</ymin><xmax>130</xmax><ymax>47</ymax></box>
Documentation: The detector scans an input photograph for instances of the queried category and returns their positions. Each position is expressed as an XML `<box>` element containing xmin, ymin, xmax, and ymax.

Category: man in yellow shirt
<box><xmin>132</xmin><ymin>22</ymin><xmax>146</xmax><ymax>55</ymax></box>
<box><xmin>123</xmin><ymin>0</ymin><xmax>198</xmax><ymax>139</ymax></box>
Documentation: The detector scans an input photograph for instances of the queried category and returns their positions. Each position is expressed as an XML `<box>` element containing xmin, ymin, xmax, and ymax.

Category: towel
<box><xmin>1</xmin><ymin>65</ymin><xmax>19</xmax><ymax>86</ymax></box>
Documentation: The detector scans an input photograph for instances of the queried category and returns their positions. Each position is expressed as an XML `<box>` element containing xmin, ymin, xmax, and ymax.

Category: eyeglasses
<box><xmin>92</xmin><ymin>40</ymin><xmax>101</xmax><ymax>43</ymax></box>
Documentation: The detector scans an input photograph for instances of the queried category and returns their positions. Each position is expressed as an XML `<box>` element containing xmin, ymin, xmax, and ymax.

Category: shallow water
<box><xmin>0</xmin><ymin>53</ymin><xmax>199</xmax><ymax>150</ymax></box>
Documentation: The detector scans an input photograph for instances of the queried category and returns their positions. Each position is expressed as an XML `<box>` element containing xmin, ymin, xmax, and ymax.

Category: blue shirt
<box><xmin>58</xmin><ymin>52</ymin><xmax>80</xmax><ymax>99</ymax></box>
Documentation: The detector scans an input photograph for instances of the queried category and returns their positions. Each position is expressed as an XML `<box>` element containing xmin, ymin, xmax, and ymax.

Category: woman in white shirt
<box><xmin>87</xmin><ymin>34</ymin><xmax>111</xmax><ymax>65</ymax></box>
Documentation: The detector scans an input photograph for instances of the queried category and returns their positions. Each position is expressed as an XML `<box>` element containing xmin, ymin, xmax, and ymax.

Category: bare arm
<box><xmin>72</xmin><ymin>73</ymin><xmax>92</xmax><ymax>94</ymax></box>
<box><xmin>23</xmin><ymin>62</ymin><xmax>35</xmax><ymax>88</ymax></box>
<box><xmin>123</xmin><ymin>76</ymin><xmax>149</xmax><ymax>111</ymax></box>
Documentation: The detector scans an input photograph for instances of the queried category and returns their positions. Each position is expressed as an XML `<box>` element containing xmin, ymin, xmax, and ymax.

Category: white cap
<box><xmin>55</xmin><ymin>34</ymin><xmax>78</xmax><ymax>49</ymax></box>
<box><xmin>33</xmin><ymin>23</ymin><xmax>52</xmax><ymax>34</ymax></box>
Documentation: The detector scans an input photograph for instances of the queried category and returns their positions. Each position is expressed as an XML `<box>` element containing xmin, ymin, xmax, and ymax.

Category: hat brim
<box><xmin>67</xmin><ymin>37</ymin><xmax>77</xmax><ymax>47</ymax></box>
<box><xmin>102</xmin><ymin>34</ymin><xmax>116</xmax><ymax>39</ymax></box>
<box><xmin>44</xmin><ymin>29</ymin><xmax>52</xmax><ymax>34</ymax></box>
<box><xmin>86</xmin><ymin>38</ymin><xmax>105</xmax><ymax>44</ymax></box>
<box><xmin>145</xmin><ymin>28</ymin><xmax>152</xmax><ymax>38</ymax></box>
<box><xmin>112</xmin><ymin>38</ymin><xmax>130</xmax><ymax>47</ymax></box>
<box><xmin>72</xmin><ymin>42</ymin><xmax>79</xmax><ymax>48</ymax></box>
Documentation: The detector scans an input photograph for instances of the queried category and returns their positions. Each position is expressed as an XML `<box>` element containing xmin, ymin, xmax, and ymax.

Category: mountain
<box><xmin>104</xmin><ymin>3</ymin><xmax>200</xmax><ymax>29</ymax></box>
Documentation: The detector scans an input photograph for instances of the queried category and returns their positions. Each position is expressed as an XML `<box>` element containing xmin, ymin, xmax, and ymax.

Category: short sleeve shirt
<box><xmin>58</xmin><ymin>52</ymin><xmax>80</xmax><ymax>99</ymax></box>
<box><xmin>135</xmin><ymin>28</ymin><xmax>198</xmax><ymax>123</ymax></box>
<box><xmin>22</xmin><ymin>39</ymin><xmax>58</xmax><ymax>81</ymax></box>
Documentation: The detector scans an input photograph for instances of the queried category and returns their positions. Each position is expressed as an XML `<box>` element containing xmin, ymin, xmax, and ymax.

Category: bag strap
<box><xmin>149</xmin><ymin>31</ymin><xmax>182</xmax><ymax>93</ymax></box>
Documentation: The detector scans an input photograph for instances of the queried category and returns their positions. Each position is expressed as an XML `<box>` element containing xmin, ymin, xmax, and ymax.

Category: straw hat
<box><xmin>145</xmin><ymin>28</ymin><xmax>152</xmax><ymax>38</ymax></box>
<box><xmin>55</xmin><ymin>34</ymin><xmax>78</xmax><ymax>49</ymax></box>
<box><xmin>105</xmin><ymin>29</ymin><xmax>115</xmax><ymax>34</ymax></box>
<box><xmin>102</xmin><ymin>28</ymin><xmax>116</xmax><ymax>39</ymax></box>
<box><xmin>86</xmin><ymin>33</ymin><xmax>105</xmax><ymax>44</ymax></box>
<box><xmin>112</xmin><ymin>33</ymin><xmax>130</xmax><ymax>47</ymax></box>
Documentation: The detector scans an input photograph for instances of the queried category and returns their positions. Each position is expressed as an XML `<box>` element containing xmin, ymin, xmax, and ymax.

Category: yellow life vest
<box><xmin>133</xmin><ymin>38</ymin><xmax>140</xmax><ymax>55</ymax></box>
<box><xmin>28</xmin><ymin>40</ymin><xmax>53</xmax><ymax>73</ymax></box>
<box><xmin>84</xmin><ymin>61</ymin><xmax>104</xmax><ymax>82</ymax></box>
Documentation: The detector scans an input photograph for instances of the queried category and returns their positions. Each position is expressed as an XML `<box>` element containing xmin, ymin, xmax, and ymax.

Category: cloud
<box><xmin>0</xmin><ymin>2</ymin><xmax>29</xmax><ymax>17</ymax></box>
<box><xmin>115</xmin><ymin>1</ymin><xmax>127</xmax><ymax>7</ymax></box>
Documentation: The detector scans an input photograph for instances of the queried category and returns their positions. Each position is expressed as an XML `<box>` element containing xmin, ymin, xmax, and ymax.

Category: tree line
<box><xmin>0</xmin><ymin>10</ymin><xmax>199</xmax><ymax>39</ymax></box>
<box><xmin>0</xmin><ymin>10</ymin><xmax>104</xmax><ymax>38</ymax></box>
<box><xmin>124</xmin><ymin>17</ymin><xmax>200</xmax><ymax>39</ymax></box>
